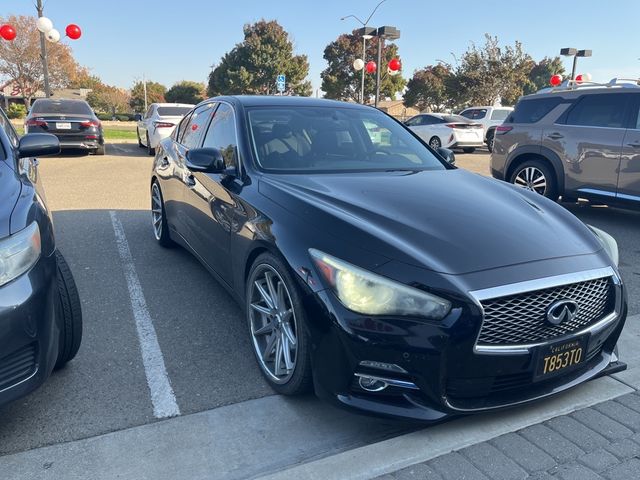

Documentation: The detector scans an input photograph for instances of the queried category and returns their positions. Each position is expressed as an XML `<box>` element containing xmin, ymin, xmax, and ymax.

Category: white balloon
<box><xmin>583</xmin><ymin>72</ymin><xmax>592</xmax><ymax>82</ymax></box>
<box><xmin>388</xmin><ymin>68</ymin><xmax>400</xmax><ymax>76</ymax></box>
<box><xmin>353</xmin><ymin>59</ymin><xmax>365</xmax><ymax>71</ymax></box>
<box><xmin>45</xmin><ymin>28</ymin><xmax>60</xmax><ymax>43</ymax></box>
<box><xmin>36</xmin><ymin>16</ymin><xmax>53</xmax><ymax>33</ymax></box>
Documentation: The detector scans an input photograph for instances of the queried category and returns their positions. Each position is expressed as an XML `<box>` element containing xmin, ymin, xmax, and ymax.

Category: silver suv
<box><xmin>491</xmin><ymin>80</ymin><xmax>640</xmax><ymax>209</ymax></box>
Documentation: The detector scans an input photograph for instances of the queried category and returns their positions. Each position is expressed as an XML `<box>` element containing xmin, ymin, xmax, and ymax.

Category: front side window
<box><xmin>0</xmin><ymin>108</ymin><xmax>19</xmax><ymax>148</ymax></box>
<box><xmin>248</xmin><ymin>107</ymin><xmax>447</xmax><ymax>172</ymax></box>
<box><xmin>565</xmin><ymin>94</ymin><xmax>629</xmax><ymax>129</ymax></box>
<box><xmin>202</xmin><ymin>103</ymin><xmax>238</xmax><ymax>169</ymax></box>
<box><xmin>181</xmin><ymin>104</ymin><xmax>215</xmax><ymax>149</ymax></box>
<box><xmin>175</xmin><ymin>111</ymin><xmax>194</xmax><ymax>142</ymax></box>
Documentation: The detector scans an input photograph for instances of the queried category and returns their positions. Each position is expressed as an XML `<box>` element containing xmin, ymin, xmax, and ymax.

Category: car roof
<box><xmin>523</xmin><ymin>85</ymin><xmax>639</xmax><ymax>101</ymax></box>
<box><xmin>209</xmin><ymin>95</ymin><xmax>367</xmax><ymax>110</ymax></box>
<box><xmin>151</xmin><ymin>103</ymin><xmax>195</xmax><ymax>108</ymax></box>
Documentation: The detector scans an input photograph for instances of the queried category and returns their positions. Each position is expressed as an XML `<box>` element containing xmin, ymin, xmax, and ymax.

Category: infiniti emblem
<box><xmin>546</xmin><ymin>299</ymin><xmax>579</xmax><ymax>326</ymax></box>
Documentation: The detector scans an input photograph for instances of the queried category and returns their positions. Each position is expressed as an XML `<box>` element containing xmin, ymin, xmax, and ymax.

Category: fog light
<box><xmin>358</xmin><ymin>375</ymin><xmax>388</xmax><ymax>392</ymax></box>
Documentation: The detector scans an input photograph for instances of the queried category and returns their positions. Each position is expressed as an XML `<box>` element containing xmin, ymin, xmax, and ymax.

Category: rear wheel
<box><xmin>94</xmin><ymin>144</ymin><xmax>105</xmax><ymax>156</ymax></box>
<box><xmin>429</xmin><ymin>136</ymin><xmax>441</xmax><ymax>149</ymax></box>
<box><xmin>246</xmin><ymin>253</ymin><xmax>313</xmax><ymax>395</ymax></box>
<box><xmin>510</xmin><ymin>160</ymin><xmax>559</xmax><ymax>201</ymax></box>
<box><xmin>462</xmin><ymin>147</ymin><xmax>476</xmax><ymax>154</ymax></box>
<box><xmin>54</xmin><ymin>251</ymin><xmax>83</xmax><ymax>369</ymax></box>
<box><xmin>147</xmin><ymin>134</ymin><xmax>155</xmax><ymax>156</ymax></box>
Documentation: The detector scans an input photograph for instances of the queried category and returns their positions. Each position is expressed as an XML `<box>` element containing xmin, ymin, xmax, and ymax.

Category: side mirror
<box><xmin>185</xmin><ymin>148</ymin><xmax>226</xmax><ymax>173</ymax></box>
<box><xmin>437</xmin><ymin>147</ymin><xmax>456</xmax><ymax>166</ymax></box>
<box><xmin>134</xmin><ymin>113</ymin><xmax>143</xmax><ymax>121</ymax></box>
<box><xmin>17</xmin><ymin>133</ymin><xmax>60</xmax><ymax>158</ymax></box>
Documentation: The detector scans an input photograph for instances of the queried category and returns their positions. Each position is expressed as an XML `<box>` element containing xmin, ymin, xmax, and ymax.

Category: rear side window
<box><xmin>564</xmin><ymin>94</ymin><xmax>628</xmax><ymax>128</ymax></box>
<box><xmin>508</xmin><ymin>98</ymin><xmax>563</xmax><ymax>124</ymax></box>
<box><xmin>491</xmin><ymin>109</ymin><xmax>511</xmax><ymax>121</ymax></box>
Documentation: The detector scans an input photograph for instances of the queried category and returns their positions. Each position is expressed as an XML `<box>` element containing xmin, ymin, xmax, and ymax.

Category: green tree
<box><xmin>87</xmin><ymin>85</ymin><xmax>130</xmax><ymax>116</ymax></box>
<box><xmin>403</xmin><ymin>64</ymin><xmax>453</xmax><ymax>112</ymax></box>
<box><xmin>446</xmin><ymin>35</ymin><xmax>534</xmax><ymax>108</ymax></box>
<box><xmin>523</xmin><ymin>57</ymin><xmax>566</xmax><ymax>95</ymax></box>
<box><xmin>208</xmin><ymin>20</ymin><xmax>311</xmax><ymax>96</ymax></box>
<box><xmin>6</xmin><ymin>103</ymin><xmax>27</xmax><ymax>119</ymax></box>
<box><xmin>130</xmin><ymin>81</ymin><xmax>166</xmax><ymax>112</ymax></box>
<box><xmin>321</xmin><ymin>31</ymin><xmax>406</xmax><ymax>103</ymax></box>
<box><xmin>165</xmin><ymin>81</ymin><xmax>206</xmax><ymax>104</ymax></box>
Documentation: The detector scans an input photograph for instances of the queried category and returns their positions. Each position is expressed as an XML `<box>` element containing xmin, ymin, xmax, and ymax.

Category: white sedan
<box><xmin>136</xmin><ymin>103</ymin><xmax>194</xmax><ymax>155</ymax></box>
<box><xmin>405</xmin><ymin>114</ymin><xmax>484</xmax><ymax>153</ymax></box>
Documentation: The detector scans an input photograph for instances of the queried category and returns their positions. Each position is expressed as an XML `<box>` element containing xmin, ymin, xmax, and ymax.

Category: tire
<box><xmin>94</xmin><ymin>144</ymin><xmax>105</xmax><ymax>156</ymax></box>
<box><xmin>429</xmin><ymin>136</ymin><xmax>441</xmax><ymax>149</ymax></box>
<box><xmin>486</xmin><ymin>129</ymin><xmax>495</xmax><ymax>153</ymax></box>
<box><xmin>151</xmin><ymin>180</ymin><xmax>174</xmax><ymax>248</ymax></box>
<box><xmin>509</xmin><ymin>159</ymin><xmax>559</xmax><ymax>201</ymax></box>
<box><xmin>54</xmin><ymin>250</ymin><xmax>83</xmax><ymax>369</ymax></box>
<box><xmin>462</xmin><ymin>147</ymin><xmax>476</xmax><ymax>154</ymax></box>
<box><xmin>147</xmin><ymin>134</ymin><xmax>155</xmax><ymax>156</ymax></box>
<box><xmin>246</xmin><ymin>252</ymin><xmax>313</xmax><ymax>395</ymax></box>
<box><xmin>137</xmin><ymin>128</ymin><xmax>144</xmax><ymax>148</ymax></box>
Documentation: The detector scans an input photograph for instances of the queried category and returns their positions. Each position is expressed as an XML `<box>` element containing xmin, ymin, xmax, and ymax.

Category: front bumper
<box><xmin>306</xmin><ymin>267</ymin><xmax>627</xmax><ymax>422</ymax></box>
<box><xmin>0</xmin><ymin>252</ymin><xmax>59</xmax><ymax>408</ymax></box>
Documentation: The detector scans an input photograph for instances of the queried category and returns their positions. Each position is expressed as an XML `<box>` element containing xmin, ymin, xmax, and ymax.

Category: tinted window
<box><xmin>508</xmin><ymin>98</ymin><xmax>563</xmax><ymax>124</ymax></box>
<box><xmin>0</xmin><ymin>107</ymin><xmax>19</xmax><ymax>148</ymax></box>
<box><xmin>181</xmin><ymin>104</ymin><xmax>215</xmax><ymax>149</ymax></box>
<box><xmin>157</xmin><ymin>107</ymin><xmax>193</xmax><ymax>117</ymax></box>
<box><xmin>491</xmin><ymin>109</ymin><xmax>511</xmax><ymax>121</ymax></box>
<box><xmin>460</xmin><ymin>109</ymin><xmax>474</xmax><ymax>119</ymax></box>
<box><xmin>31</xmin><ymin>100</ymin><xmax>93</xmax><ymax>115</ymax></box>
<box><xmin>427</xmin><ymin>115</ymin><xmax>447</xmax><ymax>124</ymax></box>
<box><xmin>202</xmin><ymin>103</ymin><xmax>238</xmax><ymax>169</ymax></box>
<box><xmin>461</xmin><ymin>109</ymin><xmax>486</xmax><ymax>120</ymax></box>
<box><xmin>175</xmin><ymin>111</ymin><xmax>194</xmax><ymax>142</ymax></box>
<box><xmin>405</xmin><ymin>116</ymin><xmax>424</xmax><ymax>126</ymax></box>
<box><xmin>248</xmin><ymin>107</ymin><xmax>446</xmax><ymax>172</ymax></box>
<box><xmin>565</xmin><ymin>94</ymin><xmax>628</xmax><ymax>128</ymax></box>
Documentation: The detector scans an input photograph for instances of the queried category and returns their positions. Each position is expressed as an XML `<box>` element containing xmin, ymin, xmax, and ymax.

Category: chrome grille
<box><xmin>477</xmin><ymin>277</ymin><xmax>614</xmax><ymax>346</ymax></box>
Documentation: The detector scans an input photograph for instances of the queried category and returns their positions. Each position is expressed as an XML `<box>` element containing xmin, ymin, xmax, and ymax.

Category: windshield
<box><xmin>157</xmin><ymin>107</ymin><xmax>192</xmax><ymax>117</ymax></box>
<box><xmin>31</xmin><ymin>100</ymin><xmax>93</xmax><ymax>115</ymax></box>
<box><xmin>247</xmin><ymin>107</ymin><xmax>446</xmax><ymax>173</ymax></box>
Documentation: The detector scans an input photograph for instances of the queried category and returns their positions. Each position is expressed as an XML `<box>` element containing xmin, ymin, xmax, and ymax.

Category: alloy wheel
<box><xmin>429</xmin><ymin>137</ymin><xmax>441</xmax><ymax>149</ymax></box>
<box><xmin>249</xmin><ymin>265</ymin><xmax>298</xmax><ymax>384</ymax></box>
<box><xmin>151</xmin><ymin>183</ymin><xmax>163</xmax><ymax>240</ymax></box>
<box><xmin>514</xmin><ymin>166</ymin><xmax>547</xmax><ymax>195</ymax></box>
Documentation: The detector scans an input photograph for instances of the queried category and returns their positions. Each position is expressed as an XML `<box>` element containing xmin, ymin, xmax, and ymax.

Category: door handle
<box><xmin>186</xmin><ymin>174</ymin><xmax>196</xmax><ymax>187</ymax></box>
<box><xmin>160</xmin><ymin>156</ymin><xmax>169</xmax><ymax>168</ymax></box>
<box><xmin>627</xmin><ymin>141</ymin><xmax>640</xmax><ymax>148</ymax></box>
<box><xmin>547</xmin><ymin>133</ymin><xmax>564</xmax><ymax>140</ymax></box>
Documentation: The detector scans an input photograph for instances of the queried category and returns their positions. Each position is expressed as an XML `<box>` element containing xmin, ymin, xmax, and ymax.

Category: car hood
<box><xmin>0</xmin><ymin>160</ymin><xmax>20</xmax><ymax>238</ymax></box>
<box><xmin>259</xmin><ymin>169</ymin><xmax>603</xmax><ymax>275</ymax></box>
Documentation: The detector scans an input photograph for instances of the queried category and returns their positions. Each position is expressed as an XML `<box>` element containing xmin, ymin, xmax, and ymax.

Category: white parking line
<box><xmin>109</xmin><ymin>211</ymin><xmax>180</xmax><ymax>419</ymax></box>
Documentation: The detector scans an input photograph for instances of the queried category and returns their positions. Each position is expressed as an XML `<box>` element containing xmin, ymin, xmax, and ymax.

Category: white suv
<box><xmin>459</xmin><ymin>106</ymin><xmax>513</xmax><ymax>152</ymax></box>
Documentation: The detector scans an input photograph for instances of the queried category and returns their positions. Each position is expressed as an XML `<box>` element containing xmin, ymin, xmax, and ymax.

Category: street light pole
<box><xmin>375</xmin><ymin>36</ymin><xmax>383</xmax><ymax>108</ymax></box>
<box><xmin>36</xmin><ymin>0</ymin><xmax>51</xmax><ymax>98</ymax></box>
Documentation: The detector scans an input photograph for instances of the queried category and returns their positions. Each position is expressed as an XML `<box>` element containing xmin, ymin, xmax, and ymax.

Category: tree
<box><xmin>208</xmin><ymin>20</ymin><xmax>311</xmax><ymax>96</ymax></box>
<box><xmin>524</xmin><ymin>57</ymin><xmax>565</xmax><ymax>95</ymax></box>
<box><xmin>403</xmin><ymin>64</ymin><xmax>453</xmax><ymax>112</ymax></box>
<box><xmin>0</xmin><ymin>15</ymin><xmax>82</xmax><ymax>106</ymax></box>
<box><xmin>87</xmin><ymin>85</ymin><xmax>130</xmax><ymax>116</ymax></box>
<box><xmin>165</xmin><ymin>81</ymin><xmax>206</xmax><ymax>104</ymax></box>
<box><xmin>68</xmin><ymin>68</ymin><xmax>105</xmax><ymax>91</ymax></box>
<box><xmin>321</xmin><ymin>31</ymin><xmax>406</xmax><ymax>103</ymax></box>
<box><xmin>130</xmin><ymin>81</ymin><xmax>166</xmax><ymax>112</ymax></box>
<box><xmin>446</xmin><ymin>35</ymin><xmax>534</xmax><ymax>108</ymax></box>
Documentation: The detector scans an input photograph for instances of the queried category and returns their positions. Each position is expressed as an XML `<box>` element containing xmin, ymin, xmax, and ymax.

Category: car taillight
<box><xmin>80</xmin><ymin>120</ymin><xmax>101</xmax><ymax>128</ymax></box>
<box><xmin>495</xmin><ymin>126</ymin><xmax>513</xmax><ymax>135</ymax></box>
<box><xmin>25</xmin><ymin>119</ymin><xmax>47</xmax><ymax>127</ymax></box>
<box><xmin>445</xmin><ymin>124</ymin><xmax>456</xmax><ymax>128</ymax></box>
<box><xmin>154</xmin><ymin>122</ymin><xmax>174</xmax><ymax>128</ymax></box>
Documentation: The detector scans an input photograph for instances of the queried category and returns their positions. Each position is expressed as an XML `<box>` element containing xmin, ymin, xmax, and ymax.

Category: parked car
<box><xmin>491</xmin><ymin>80</ymin><xmax>640</xmax><ymax>209</ymax></box>
<box><xmin>0</xmin><ymin>107</ymin><xmax>83</xmax><ymax>408</ymax></box>
<box><xmin>136</xmin><ymin>103</ymin><xmax>194</xmax><ymax>156</ymax></box>
<box><xmin>459</xmin><ymin>106</ymin><xmax>513</xmax><ymax>152</ymax></box>
<box><xmin>405</xmin><ymin>113</ymin><xmax>484</xmax><ymax>153</ymax></box>
<box><xmin>24</xmin><ymin>98</ymin><xmax>105</xmax><ymax>155</ymax></box>
<box><xmin>150</xmin><ymin>96</ymin><xmax>626</xmax><ymax>421</ymax></box>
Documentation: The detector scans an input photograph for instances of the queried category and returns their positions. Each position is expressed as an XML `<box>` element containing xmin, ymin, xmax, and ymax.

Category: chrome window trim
<box><xmin>469</xmin><ymin>266</ymin><xmax>620</xmax><ymax>354</ymax></box>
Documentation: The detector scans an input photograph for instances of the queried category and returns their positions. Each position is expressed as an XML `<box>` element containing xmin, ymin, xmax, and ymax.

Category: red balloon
<box><xmin>549</xmin><ymin>74</ymin><xmax>563</xmax><ymax>87</ymax></box>
<box><xmin>365</xmin><ymin>61</ymin><xmax>377</xmax><ymax>74</ymax></box>
<box><xmin>0</xmin><ymin>24</ymin><xmax>16</xmax><ymax>41</ymax></box>
<box><xmin>575</xmin><ymin>74</ymin><xmax>584</xmax><ymax>84</ymax></box>
<box><xmin>65</xmin><ymin>24</ymin><xmax>82</xmax><ymax>40</ymax></box>
<box><xmin>388</xmin><ymin>58</ymin><xmax>401</xmax><ymax>72</ymax></box>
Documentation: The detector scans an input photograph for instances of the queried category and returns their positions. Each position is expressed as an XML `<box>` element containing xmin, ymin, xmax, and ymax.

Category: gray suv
<box><xmin>491</xmin><ymin>81</ymin><xmax>640</xmax><ymax>209</ymax></box>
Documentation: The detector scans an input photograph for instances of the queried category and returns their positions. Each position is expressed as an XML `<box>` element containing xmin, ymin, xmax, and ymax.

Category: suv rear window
<box><xmin>564</xmin><ymin>94</ymin><xmax>628</xmax><ymax>128</ymax></box>
<box><xmin>31</xmin><ymin>100</ymin><xmax>93</xmax><ymax>115</ymax></box>
<box><xmin>508</xmin><ymin>98</ymin><xmax>563</xmax><ymax>124</ymax></box>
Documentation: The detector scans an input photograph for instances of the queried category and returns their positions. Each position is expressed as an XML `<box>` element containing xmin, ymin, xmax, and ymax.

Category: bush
<box><xmin>116</xmin><ymin>114</ymin><xmax>130</xmax><ymax>122</ymax></box>
<box><xmin>6</xmin><ymin>103</ymin><xmax>27</xmax><ymax>119</ymax></box>
<box><xmin>96</xmin><ymin>112</ymin><xmax>113</xmax><ymax>121</ymax></box>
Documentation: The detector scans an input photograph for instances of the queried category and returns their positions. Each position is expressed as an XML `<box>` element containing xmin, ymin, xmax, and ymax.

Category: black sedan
<box><xmin>150</xmin><ymin>96</ymin><xmax>626</xmax><ymax>421</ymax></box>
<box><xmin>0</xmin><ymin>109</ymin><xmax>82</xmax><ymax>408</ymax></box>
<box><xmin>25</xmin><ymin>98</ymin><xmax>105</xmax><ymax>155</ymax></box>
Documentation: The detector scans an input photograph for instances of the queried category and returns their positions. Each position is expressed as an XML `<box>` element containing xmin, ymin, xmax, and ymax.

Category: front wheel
<box><xmin>151</xmin><ymin>181</ymin><xmax>174</xmax><ymax>247</ymax></box>
<box><xmin>429</xmin><ymin>136</ymin><xmax>441</xmax><ymax>149</ymax></box>
<box><xmin>510</xmin><ymin>160</ymin><xmax>559</xmax><ymax>201</ymax></box>
<box><xmin>246</xmin><ymin>253</ymin><xmax>313</xmax><ymax>395</ymax></box>
<box><xmin>54</xmin><ymin>251</ymin><xmax>83</xmax><ymax>369</ymax></box>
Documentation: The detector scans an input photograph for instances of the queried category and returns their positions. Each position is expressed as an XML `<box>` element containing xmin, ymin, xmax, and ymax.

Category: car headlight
<box><xmin>309</xmin><ymin>249</ymin><xmax>451</xmax><ymax>319</ymax></box>
<box><xmin>588</xmin><ymin>225</ymin><xmax>619</xmax><ymax>267</ymax></box>
<box><xmin>0</xmin><ymin>222</ymin><xmax>41</xmax><ymax>287</ymax></box>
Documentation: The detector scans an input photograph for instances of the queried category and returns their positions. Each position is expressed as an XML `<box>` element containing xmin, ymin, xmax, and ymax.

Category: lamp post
<box><xmin>340</xmin><ymin>0</ymin><xmax>388</xmax><ymax>104</ymax></box>
<box><xmin>373</xmin><ymin>26</ymin><xmax>400</xmax><ymax>108</ymax></box>
<box><xmin>561</xmin><ymin>48</ymin><xmax>592</xmax><ymax>81</ymax></box>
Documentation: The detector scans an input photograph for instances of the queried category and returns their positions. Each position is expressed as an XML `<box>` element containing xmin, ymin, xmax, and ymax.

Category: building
<box><xmin>376</xmin><ymin>100</ymin><xmax>420</xmax><ymax>120</ymax></box>
<box><xmin>0</xmin><ymin>80</ymin><xmax>91</xmax><ymax>108</ymax></box>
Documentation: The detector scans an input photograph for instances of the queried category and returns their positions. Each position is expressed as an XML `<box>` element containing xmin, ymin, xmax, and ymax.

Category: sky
<box><xmin>4</xmin><ymin>0</ymin><xmax>640</xmax><ymax>95</ymax></box>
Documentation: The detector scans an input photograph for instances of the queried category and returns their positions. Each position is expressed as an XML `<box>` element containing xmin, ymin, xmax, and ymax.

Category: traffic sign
<box><xmin>276</xmin><ymin>74</ymin><xmax>286</xmax><ymax>93</ymax></box>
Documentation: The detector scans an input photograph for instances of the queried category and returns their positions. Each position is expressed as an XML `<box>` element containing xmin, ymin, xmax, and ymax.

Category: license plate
<box><xmin>56</xmin><ymin>122</ymin><xmax>72</xmax><ymax>130</ymax></box>
<box><xmin>534</xmin><ymin>336</ymin><xmax>587</xmax><ymax>380</ymax></box>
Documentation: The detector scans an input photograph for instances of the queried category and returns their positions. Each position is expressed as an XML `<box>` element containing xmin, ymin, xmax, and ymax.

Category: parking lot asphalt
<box><xmin>1</xmin><ymin>144</ymin><xmax>638</xmax><ymax>476</ymax></box>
